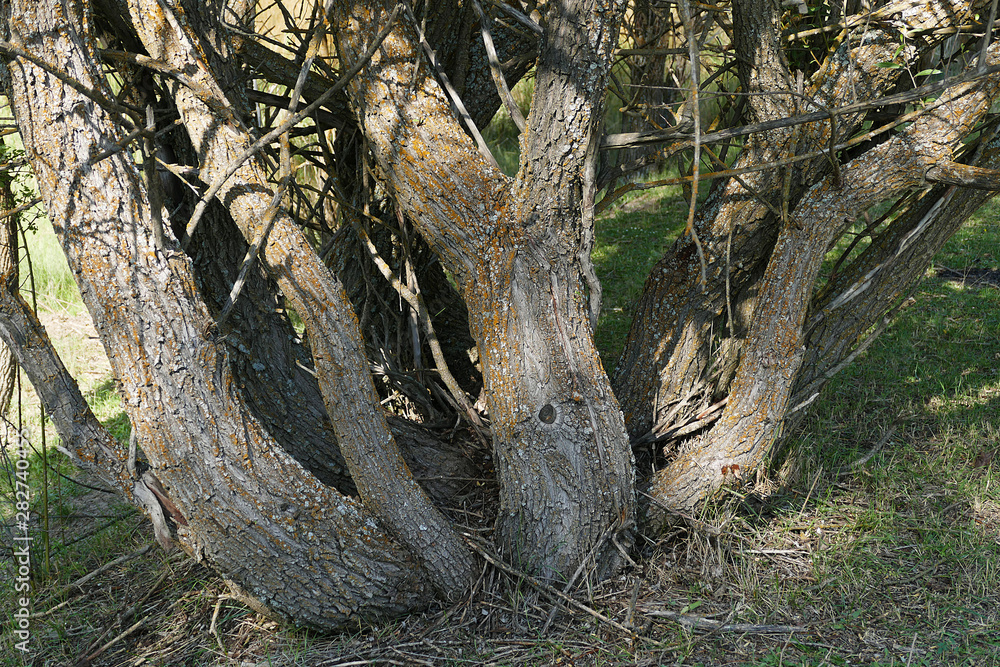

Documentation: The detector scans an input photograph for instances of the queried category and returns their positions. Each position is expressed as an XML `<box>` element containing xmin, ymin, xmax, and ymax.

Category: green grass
<box><xmin>592</xmin><ymin>187</ymin><xmax>689</xmax><ymax>361</ymax></box>
<box><xmin>732</xmin><ymin>208</ymin><xmax>1000</xmax><ymax>666</ymax></box>
<box><xmin>20</xmin><ymin>214</ymin><xmax>85</xmax><ymax>315</ymax></box>
<box><xmin>2</xmin><ymin>155</ymin><xmax>998</xmax><ymax>664</ymax></box>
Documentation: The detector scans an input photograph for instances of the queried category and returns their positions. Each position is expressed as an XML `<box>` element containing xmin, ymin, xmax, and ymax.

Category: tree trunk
<box><xmin>4</xmin><ymin>0</ymin><xmax>1000</xmax><ymax>632</ymax></box>
<box><xmin>2</xmin><ymin>0</ymin><xmax>443</xmax><ymax>626</ymax></box>
<box><xmin>619</xmin><ymin>0</ymin><xmax>999</xmax><ymax>516</ymax></box>
<box><xmin>331</xmin><ymin>0</ymin><xmax>635</xmax><ymax>579</ymax></box>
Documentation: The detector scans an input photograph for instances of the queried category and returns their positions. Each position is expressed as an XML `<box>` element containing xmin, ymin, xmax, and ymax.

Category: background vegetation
<box><xmin>1</xmin><ymin>164</ymin><xmax>997</xmax><ymax>662</ymax></box>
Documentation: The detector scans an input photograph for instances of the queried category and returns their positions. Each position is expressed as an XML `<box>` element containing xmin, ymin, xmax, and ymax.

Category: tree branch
<box><xmin>601</xmin><ymin>62</ymin><xmax>1000</xmax><ymax>152</ymax></box>
<box><xmin>471</xmin><ymin>0</ymin><xmax>526</xmax><ymax>134</ymax></box>
<box><xmin>180</xmin><ymin>3</ymin><xmax>403</xmax><ymax>246</ymax></box>
<box><xmin>925</xmin><ymin>159</ymin><xmax>1000</xmax><ymax>189</ymax></box>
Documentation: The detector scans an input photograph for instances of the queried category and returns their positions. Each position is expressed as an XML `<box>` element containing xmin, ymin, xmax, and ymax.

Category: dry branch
<box><xmin>640</xmin><ymin>607</ymin><xmax>806</xmax><ymax>634</ymax></box>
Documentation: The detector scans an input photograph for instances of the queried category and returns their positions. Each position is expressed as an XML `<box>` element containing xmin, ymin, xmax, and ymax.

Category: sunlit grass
<box><xmin>482</xmin><ymin>77</ymin><xmax>533</xmax><ymax>177</ymax></box>
<box><xmin>592</xmin><ymin>187</ymin><xmax>689</xmax><ymax>363</ymax></box>
<box><xmin>20</xmin><ymin>215</ymin><xmax>85</xmax><ymax>316</ymax></box>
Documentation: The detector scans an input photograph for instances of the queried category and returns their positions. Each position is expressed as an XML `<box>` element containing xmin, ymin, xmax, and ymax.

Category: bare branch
<box><xmin>400</xmin><ymin>2</ymin><xmax>500</xmax><ymax>170</ymax></box>
<box><xmin>472</xmin><ymin>0</ymin><xmax>526</xmax><ymax>133</ymax></box>
<box><xmin>601</xmin><ymin>62</ymin><xmax>1000</xmax><ymax>152</ymax></box>
<box><xmin>181</xmin><ymin>3</ymin><xmax>403</xmax><ymax>247</ymax></box>
<box><xmin>484</xmin><ymin>0</ymin><xmax>543</xmax><ymax>36</ymax></box>
<box><xmin>678</xmin><ymin>0</ymin><xmax>707</xmax><ymax>287</ymax></box>
<box><xmin>925</xmin><ymin>159</ymin><xmax>1000</xmax><ymax>189</ymax></box>
<box><xmin>0</xmin><ymin>39</ymin><xmax>138</xmax><ymax>120</ymax></box>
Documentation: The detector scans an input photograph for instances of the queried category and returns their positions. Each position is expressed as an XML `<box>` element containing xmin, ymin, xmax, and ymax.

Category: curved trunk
<box><xmin>649</xmin><ymin>137</ymin><xmax>925</xmax><ymax>511</ymax></box>
<box><xmin>332</xmin><ymin>0</ymin><xmax>635</xmax><ymax>579</ymax></box>
<box><xmin>123</xmin><ymin>0</ymin><xmax>476</xmax><ymax>597</ymax></box>
<box><xmin>613</xmin><ymin>11</ymin><xmax>909</xmax><ymax>442</ymax></box>
<box><xmin>631</xmin><ymin>1</ymin><xmax>1000</xmax><ymax>515</ymax></box>
<box><xmin>2</xmin><ymin>0</ymin><xmax>442</xmax><ymax>626</ymax></box>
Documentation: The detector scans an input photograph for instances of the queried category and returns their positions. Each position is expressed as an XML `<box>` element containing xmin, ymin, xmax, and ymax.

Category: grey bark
<box><xmin>1</xmin><ymin>0</ymin><xmax>440</xmax><ymax>626</ymax></box>
<box><xmin>331</xmin><ymin>0</ymin><xmax>635</xmax><ymax>580</ymax></box>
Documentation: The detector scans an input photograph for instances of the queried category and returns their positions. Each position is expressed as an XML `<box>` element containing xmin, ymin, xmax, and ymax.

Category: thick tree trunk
<box><xmin>332</xmin><ymin>0</ymin><xmax>635</xmax><ymax>579</ymax></box>
<box><xmin>5</xmin><ymin>0</ymin><xmax>999</xmax><ymax>632</ymax></box>
<box><xmin>621</xmin><ymin>0</ymin><xmax>999</xmax><ymax>516</ymax></box>
<box><xmin>122</xmin><ymin>0</ymin><xmax>477</xmax><ymax>598</ymax></box>
<box><xmin>2</xmin><ymin>0</ymin><xmax>444</xmax><ymax>626</ymax></box>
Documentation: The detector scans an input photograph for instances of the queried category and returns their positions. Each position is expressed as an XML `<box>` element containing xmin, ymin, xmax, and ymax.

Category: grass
<box><xmin>19</xmin><ymin>214</ymin><xmax>84</xmax><ymax>316</ymax></box>
<box><xmin>481</xmin><ymin>77</ymin><xmax>534</xmax><ymax>177</ymax></box>
<box><xmin>1</xmin><ymin>177</ymin><xmax>999</xmax><ymax>665</ymax></box>
<box><xmin>592</xmin><ymin>187</ymin><xmax>690</xmax><ymax>361</ymax></box>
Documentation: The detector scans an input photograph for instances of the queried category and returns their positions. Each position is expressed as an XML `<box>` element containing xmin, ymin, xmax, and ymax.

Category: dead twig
<box><xmin>541</xmin><ymin>517</ymin><xmax>624</xmax><ymax>633</ymax></box>
<box><xmin>400</xmin><ymin>2</ymin><xmax>500</xmax><ymax>171</ymax></box>
<box><xmin>471</xmin><ymin>0</ymin><xmax>526</xmax><ymax>133</ymax></box>
<box><xmin>81</xmin><ymin>615</ymin><xmax>149</xmax><ymax>663</ymax></box>
<box><xmin>181</xmin><ymin>3</ymin><xmax>403</xmax><ymax>246</ymax></box>
<box><xmin>640</xmin><ymin>607</ymin><xmax>806</xmax><ymax>635</ymax></box>
<box><xmin>34</xmin><ymin>542</ymin><xmax>156</xmax><ymax>613</ymax></box>
<box><xmin>463</xmin><ymin>535</ymin><xmax>636</xmax><ymax>636</ymax></box>
<box><xmin>678</xmin><ymin>0</ymin><xmax>708</xmax><ymax>287</ymax></box>
<box><xmin>835</xmin><ymin>425</ymin><xmax>897</xmax><ymax>476</ymax></box>
<box><xmin>351</xmin><ymin>212</ymin><xmax>485</xmax><ymax>433</ymax></box>
<box><xmin>0</xmin><ymin>196</ymin><xmax>41</xmax><ymax>222</ymax></box>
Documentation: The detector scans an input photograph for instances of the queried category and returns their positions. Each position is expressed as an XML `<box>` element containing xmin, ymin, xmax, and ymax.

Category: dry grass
<box><xmin>2</xmin><ymin>195</ymin><xmax>999</xmax><ymax>667</ymax></box>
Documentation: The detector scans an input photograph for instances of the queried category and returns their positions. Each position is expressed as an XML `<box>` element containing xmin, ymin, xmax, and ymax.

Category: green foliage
<box><xmin>21</xmin><ymin>215</ymin><xmax>84</xmax><ymax>315</ymax></box>
<box><xmin>591</xmin><ymin>188</ymin><xmax>689</xmax><ymax>363</ymax></box>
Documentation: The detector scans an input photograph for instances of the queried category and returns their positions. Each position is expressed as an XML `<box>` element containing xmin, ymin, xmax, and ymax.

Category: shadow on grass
<box><xmin>706</xmin><ymin>213</ymin><xmax>1000</xmax><ymax>665</ymax></box>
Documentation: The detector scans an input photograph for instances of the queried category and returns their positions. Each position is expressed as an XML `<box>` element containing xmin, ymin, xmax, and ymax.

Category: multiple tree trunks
<box><xmin>614</xmin><ymin>0</ymin><xmax>1000</xmax><ymax>516</ymax></box>
<box><xmin>2</xmin><ymin>0</ymin><xmax>437</xmax><ymax>626</ymax></box>
<box><xmin>331</xmin><ymin>0</ymin><xmax>635</xmax><ymax>580</ymax></box>
<box><xmin>1</xmin><ymin>0</ymin><xmax>1000</xmax><ymax>630</ymax></box>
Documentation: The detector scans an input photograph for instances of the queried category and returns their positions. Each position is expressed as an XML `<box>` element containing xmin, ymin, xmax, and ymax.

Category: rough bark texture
<box><xmin>2</xmin><ymin>0</ymin><xmax>437</xmax><ymax>626</ymax></box>
<box><xmin>615</xmin><ymin>0</ymin><xmax>996</xmax><ymax>516</ymax></box>
<box><xmin>332</xmin><ymin>0</ymin><xmax>635</xmax><ymax>579</ymax></box>
<box><xmin>122</xmin><ymin>0</ymin><xmax>476</xmax><ymax>598</ymax></box>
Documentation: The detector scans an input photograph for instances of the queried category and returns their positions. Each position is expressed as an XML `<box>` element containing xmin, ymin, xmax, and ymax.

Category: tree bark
<box><xmin>332</xmin><ymin>0</ymin><xmax>635</xmax><ymax>579</ymax></box>
<box><xmin>3</xmin><ymin>0</ymin><xmax>999</xmax><ymax>631</ymax></box>
<box><xmin>121</xmin><ymin>0</ymin><xmax>477</xmax><ymax>598</ymax></box>
<box><xmin>2</xmin><ymin>0</ymin><xmax>442</xmax><ymax>626</ymax></box>
<box><xmin>638</xmin><ymin>4</ymin><xmax>1000</xmax><ymax>515</ymax></box>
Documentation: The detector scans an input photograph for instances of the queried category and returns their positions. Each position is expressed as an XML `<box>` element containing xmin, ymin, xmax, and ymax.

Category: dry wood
<box><xmin>641</xmin><ymin>607</ymin><xmax>806</xmax><ymax>634</ymax></box>
<box><xmin>464</xmin><ymin>536</ymin><xmax>636</xmax><ymax>637</ymax></box>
